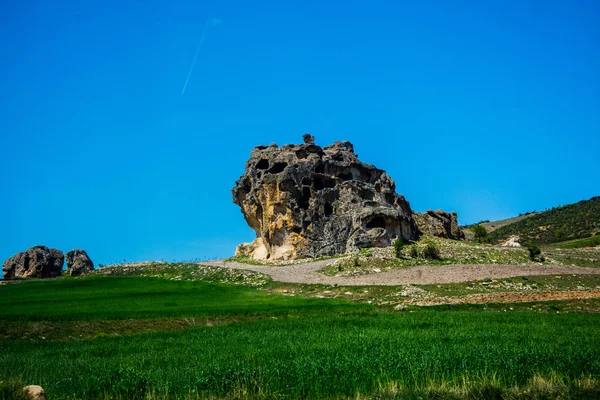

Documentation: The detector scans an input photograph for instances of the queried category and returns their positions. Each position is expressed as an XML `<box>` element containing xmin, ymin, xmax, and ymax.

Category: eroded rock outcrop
<box><xmin>23</xmin><ymin>385</ymin><xmax>46</xmax><ymax>400</ymax></box>
<box><xmin>66</xmin><ymin>249</ymin><xmax>94</xmax><ymax>276</ymax></box>
<box><xmin>2</xmin><ymin>246</ymin><xmax>64</xmax><ymax>279</ymax></box>
<box><xmin>232</xmin><ymin>135</ymin><xmax>420</xmax><ymax>260</ymax></box>
<box><xmin>414</xmin><ymin>210</ymin><xmax>465</xmax><ymax>240</ymax></box>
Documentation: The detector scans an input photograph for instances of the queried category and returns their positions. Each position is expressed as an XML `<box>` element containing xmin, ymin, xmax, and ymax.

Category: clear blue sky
<box><xmin>1</xmin><ymin>0</ymin><xmax>599</xmax><ymax>267</ymax></box>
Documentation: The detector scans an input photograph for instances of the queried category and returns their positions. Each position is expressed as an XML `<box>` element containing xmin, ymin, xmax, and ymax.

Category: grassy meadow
<box><xmin>1</xmin><ymin>269</ymin><xmax>600</xmax><ymax>400</ymax></box>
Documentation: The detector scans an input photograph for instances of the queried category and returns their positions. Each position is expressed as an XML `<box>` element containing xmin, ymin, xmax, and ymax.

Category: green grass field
<box><xmin>0</xmin><ymin>276</ymin><xmax>367</xmax><ymax>321</ymax></box>
<box><xmin>2</xmin><ymin>273</ymin><xmax>600</xmax><ymax>399</ymax></box>
<box><xmin>552</xmin><ymin>236</ymin><xmax>600</xmax><ymax>249</ymax></box>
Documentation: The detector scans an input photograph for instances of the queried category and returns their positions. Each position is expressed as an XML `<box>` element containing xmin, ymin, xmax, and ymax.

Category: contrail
<box><xmin>181</xmin><ymin>17</ymin><xmax>221</xmax><ymax>95</ymax></box>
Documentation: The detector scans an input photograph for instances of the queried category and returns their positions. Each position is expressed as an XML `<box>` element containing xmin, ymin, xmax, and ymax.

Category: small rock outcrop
<box><xmin>501</xmin><ymin>235</ymin><xmax>522</xmax><ymax>247</ymax></box>
<box><xmin>232</xmin><ymin>136</ymin><xmax>420</xmax><ymax>260</ymax></box>
<box><xmin>66</xmin><ymin>249</ymin><xmax>94</xmax><ymax>276</ymax></box>
<box><xmin>23</xmin><ymin>385</ymin><xmax>46</xmax><ymax>400</ymax></box>
<box><xmin>2</xmin><ymin>246</ymin><xmax>64</xmax><ymax>279</ymax></box>
<box><xmin>414</xmin><ymin>210</ymin><xmax>465</xmax><ymax>240</ymax></box>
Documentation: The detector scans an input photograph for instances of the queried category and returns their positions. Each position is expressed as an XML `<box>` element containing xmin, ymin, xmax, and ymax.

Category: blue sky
<box><xmin>1</xmin><ymin>0</ymin><xmax>599</xmax><ymax>267</ymax></box>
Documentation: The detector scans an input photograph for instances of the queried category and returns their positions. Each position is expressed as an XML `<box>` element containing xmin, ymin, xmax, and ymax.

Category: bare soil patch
<box><xmin>201</xmin><ymin>260</ymin><xmax>600</xmax><ymax>286</ymax></box>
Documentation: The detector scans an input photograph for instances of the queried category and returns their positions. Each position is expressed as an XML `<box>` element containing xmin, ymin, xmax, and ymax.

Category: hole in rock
<box><xmin>360</xmin><ymin>190</ymin><xmax>374</xmax><ymax>201</ymax></box>
<box><xmin>314</xmin><ymin>175</ymin><xmax>336</xmax><ymax>191</ymax></box>
<box><xmin>256</xmin><ymin>159</ymin><xmax>269</xmax><ymax>170</ymax></box>
<box><xmin>315</xmin><ymin>163</ymin><xmax>325</xmax><ymax>174</ymax></box>
<box><xmin>366</xmin><ymin>217</ymin><xmax>386</xmax><ymax>229</ymax></box>
<box><xmin>324</xmin><ymin>203</ymin><xmax>333</xmax><ymax>216</ymax></box>
<box><xmin>338</xmin><ymin>172</ymin><xmax>353</xmax><ymax>181</ymax></box>
<box><xmin>292</xmin><ymin>227</ymin><xmax>302</xmax><ymax>234</ymax></box>
<box><xmin>296</xmin><ymin>150</ymin><xmax>307</xmax><ymax>159</ymax></box>
<box><xmin>302</xmin><ymin>178</ymin><xmax>312</xmax><ymax>186</ymax></box>
<box><xmin>273</xmin><ymin>204</ymin><xmax>287</xmax><ymax>215</ymax></box>
<box><xmin>385</xmin><ymin>193</ymin><xmax>395</xmax><ymax>204</ymax></box>
<box><xmin>298</xmin><ymin>187</ymin><xmax>311</xmax><ymax>210</ymax></box>
<box><xmin>332</xmin><ymin>154</ymin><xmax>344</xmax><ymax>162</ymax></box>
<box><xmin>268</xmin><ymin>162</ymin><xmax>288</xmax><ymax>174</ymax></box>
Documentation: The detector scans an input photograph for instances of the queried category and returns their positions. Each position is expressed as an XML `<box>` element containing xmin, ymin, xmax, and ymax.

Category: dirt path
<box><xmin>414</xmin><ymin>290</ymin><xmax>600</xmax><ymax>306</ymax></box>
<box><xmin>201</xmin><ymin>259</ymin><xmax>600</xmax><ymax>286</ymax></box>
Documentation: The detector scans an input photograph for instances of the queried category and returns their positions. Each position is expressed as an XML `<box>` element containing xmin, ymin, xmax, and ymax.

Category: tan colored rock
<box><xmin>414</xmin><ymin>210</ymin><xmax>465</xmax><ymax>240</ymax></box>
<box><xmin>501</xmin><ymin>235</ymin><xmax>522</xmax><ymax>247</ymax></box>
<box><xmin>23</xmin><ymin>385</ymin><xmax>46</xmax><ymax>400</ymax></box>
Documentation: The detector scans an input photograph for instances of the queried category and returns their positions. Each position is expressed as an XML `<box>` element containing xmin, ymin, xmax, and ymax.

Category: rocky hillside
<box><xmin>488</xmin><ymin>196</ymin><xmax>600</xmax><ymax>245</ymax></box>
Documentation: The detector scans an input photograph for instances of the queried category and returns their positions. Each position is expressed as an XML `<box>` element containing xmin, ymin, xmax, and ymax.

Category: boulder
<box><xmin>2</xmin><ymin>246</ymin><xmax>64</xmax><ymax>279</ymax></box>
<box><xmin>414</xmin><ymin>210</ymin><xmax>465</xmax><ymax>240</ymax></box>
<box><xmin>501</xmin><ymin>235</ymin><xmax>522</xmax><ymax>247</ymax></box>
<box><xmin>66</xmin><ymin>249</ymin><xmax>94</xmax><ymax>276</ymax></box>
<box><xmin>232</xmin><ymin>136</ymin><xmax>419</xmax><ymax>260</ymax></box>
<box><xmin>23</xmin><ymin>385</ymin><xmax>46</xmax><ymax>400</ymax></box>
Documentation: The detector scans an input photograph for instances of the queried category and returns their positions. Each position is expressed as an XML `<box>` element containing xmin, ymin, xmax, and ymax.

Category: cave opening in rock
<box><xmin>338</xmin><ymin>172</ymin><xmax>353</xmax><ymax>181</ymax></box>
<box><xmin>256</xmin><ymin>159</ymin><xmax>269</xmax><ymax>170</ymax></box>
<box><xmin>315</xmin><ymin>163</ymin><xmax>325</xmax><ymax>174</ymax></box>
<box><xmin>273</xmin><ymin>204</ymin><xmax>287</xmax><ymax>215</ymax></box>
<box><xmin>296</xmin><ymin>149</ymin><xmax>307</xmax><ymax>159</ymax></box>
<box><xmin>360</xmin><ymin>190</ymin><xmax>374</xmax><ymax>201</ymax></box>
<box><xmin>314</xmin><ymin>175</ymin><xmax>336</xmax><ymax>190</ymax></box>
<box><xmin>268</xmin><ymin>162</ymin><xmax>288</xmax><ymax>174</ymax></box>
<box><xmin>298</xmin><ymin>187</ymin><xmax>311</xmax><ymax>210</ymax></box>
<box><xmin>366</xmin><ymin>216</ymin><xmax>386</xmax><ymax>229</ymax></box>
<box><xmin>324</xmin><ymin>203</ymin><xmax>333</xmax><ymax>216</ymax></box>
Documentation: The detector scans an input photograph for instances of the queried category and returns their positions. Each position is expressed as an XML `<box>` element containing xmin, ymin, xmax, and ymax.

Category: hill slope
<box><xmin>488</xmin><ymin>196</ymin><xmax>600</xmax><ymax>244</ymax></box>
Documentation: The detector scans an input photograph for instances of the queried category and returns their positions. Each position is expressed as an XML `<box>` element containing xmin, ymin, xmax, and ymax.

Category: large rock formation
<box><xmin>2</xmin><ymin>246</ymin><xmax>64</xmax><ymax>279</ymax></box>
<box><xmin>414</xmin><ymin>210</ymin><xmax>465</xmax><ymax>240</ymax></box>
<box><xmin>232</xmin><ymin>135</ymin><xmax>420</xmax><ymax>260</ymax></box>
<box><xmin>66</xmin><ymin>249</ymin><xmax>94</xmax><ymax>276</ymax></box>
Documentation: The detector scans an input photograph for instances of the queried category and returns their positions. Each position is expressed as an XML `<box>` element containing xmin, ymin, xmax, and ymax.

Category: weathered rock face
<box><xmin>414</xmin><ymin>210</ymin><xmax>465</xmax><ymax>240</ymax></box>
<box><xmin>232</xmin><ymin>135</ymin><xmax>420</xmax><ymax>260</ymax></box>
<box><xmin>2</xmin><ymin>246</ymin><xmax>64</xmax><ymax>279</ymax></box>
<box><xmin>66</xmin><ymin>249</ymin><xmax>94</xmax><ymax>276</ymax></box>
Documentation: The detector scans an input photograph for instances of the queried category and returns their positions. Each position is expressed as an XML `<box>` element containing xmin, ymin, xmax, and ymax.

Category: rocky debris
<box><xmin>66</xmin><ymin>249</ymin><xmax>94</xmax><ymax>276</ymax></box>
<box><xmin>414</xmin><ymin>210</ymin><xmax>465</xmax><ymax>240</ymax></box>
<box><xmin>501</xmin><ymin>235</ymin><xmax>522</xmax><ymax>247</ymax></box>
<box><xmin>232</xmin><ymin>135</ymin><xmax>419</xmax><ymax>260</ymax></box>
<box><xmin>2</xmin><ymin>246</ymin><xmax>64</xmax><ymax>279</ymax></box>
<box><xmin>23</xmin><ymin>385</ymin><xmax>46</xmax><ymax>400</ymax></box>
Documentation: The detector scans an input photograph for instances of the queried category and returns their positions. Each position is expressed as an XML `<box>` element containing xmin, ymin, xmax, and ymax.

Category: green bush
<box><xmin>0</xmin><ymin>380</ymin><xmax>28</xmax><ymax>400</ymax></box>
<box><xmin>527</xmin><ymin>243</ymin><xmax>542</xmax><ymax>261</ymax></box>
<box><xmin>393</xmin><ymin>240</ymin><xmax>405</xmax><ymax>258</ymax></box>
<box><xmin>410</xmin><ymin>247</ymin><xmax>419</xmax><ymax>258</ymax></box>
<box><xmin>423</xmin><ymin>243</ymin><xmax>441</xmax><ymax>260</ymax></box>
<box><xmin>472</xmin><ymin>224</ymin><xmax>488</xmax><ymax>243</ymax></box>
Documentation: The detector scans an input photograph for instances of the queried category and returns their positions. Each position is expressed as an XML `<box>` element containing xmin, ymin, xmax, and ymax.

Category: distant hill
<box><xmin>487</xmin><ymin>196</ymin><xmax>600</xmax><ymax>245</ymax></box>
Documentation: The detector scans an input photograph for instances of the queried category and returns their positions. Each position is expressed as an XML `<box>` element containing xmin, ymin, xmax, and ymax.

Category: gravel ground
<box><xmin>200</xmin><ymin>259</ymin><xmax>600</xmax><ymax>286</ymax></box>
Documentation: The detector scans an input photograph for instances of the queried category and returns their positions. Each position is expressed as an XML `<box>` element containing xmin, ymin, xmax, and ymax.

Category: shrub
<box><xmin>393</xmin><ymin>240</ymin><xmax>405</xmax><ymax>258</ymax></box>
<box><xmin>472</xmin><ymin>224</ymin><xmax>488</xmax><ymax>243</ymax></box>
<box><xmin>527</xmin><ymin>243</ymin><xmax>542</xmax><ymax>261</ymax></box>
<box><xmin>423</xmin><ymin>243</ymin><xmax>441</xmax><ymax>260</ymax></box>
<box><xmin>0</xmin><ymin>380</ymin><xmax>28</xmax><ymax>400</ymax></box>
<box><xmin>410</xmin><ymin>247</ymin><xmax>419</xmax><ymax>258</ymax></box>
